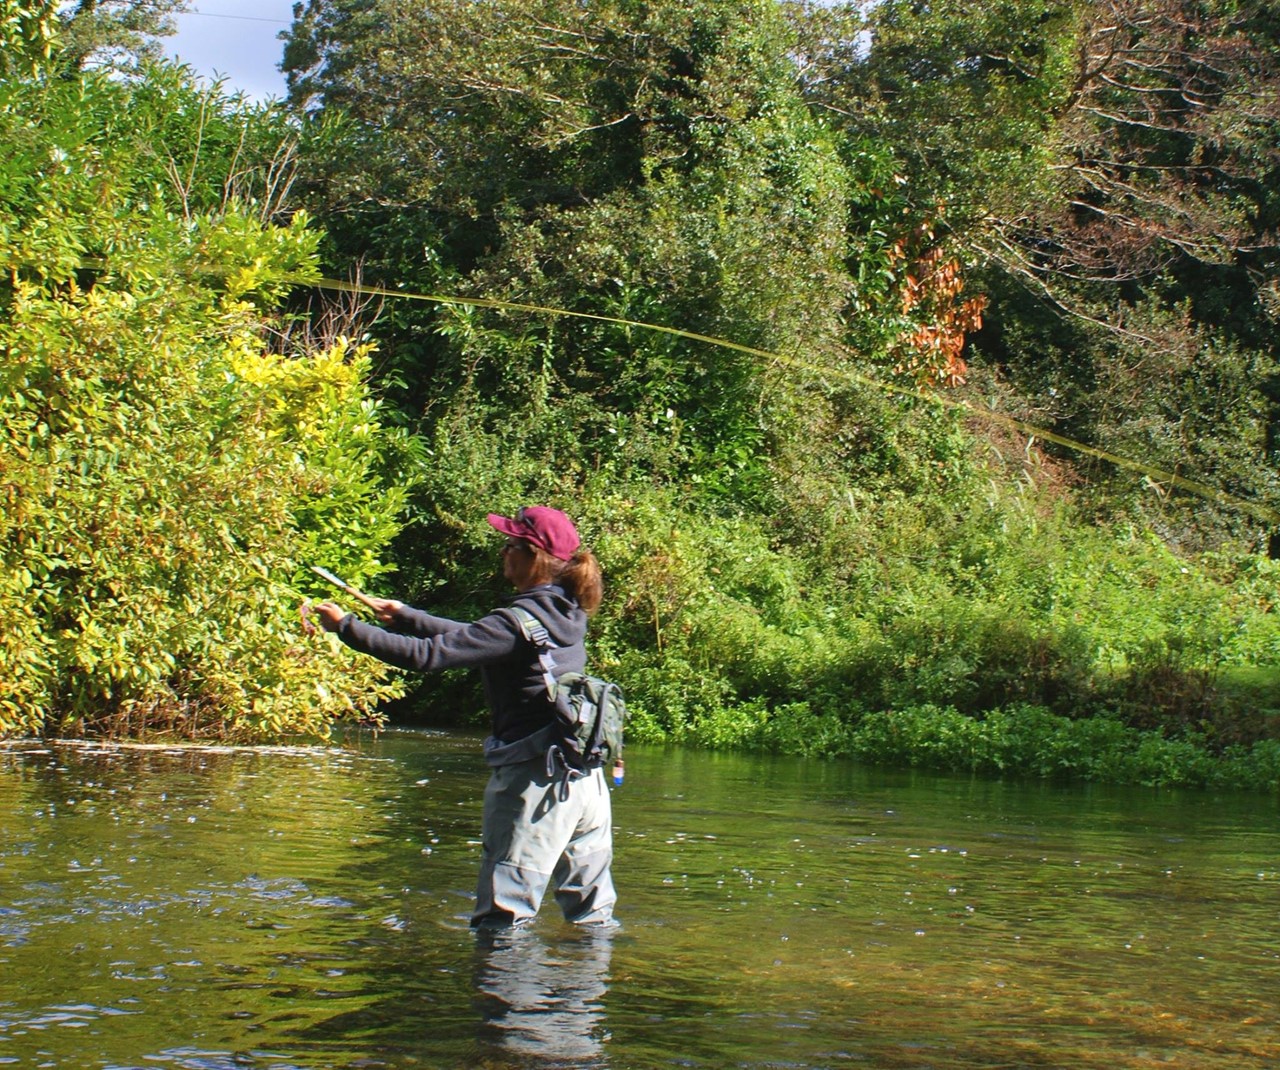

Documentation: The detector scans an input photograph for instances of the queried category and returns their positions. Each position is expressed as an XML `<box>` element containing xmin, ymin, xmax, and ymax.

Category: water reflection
<box><xmin>472</xmin><ymin>925</ymin><xmax>614</xmax><ymax>1066</ymax></box>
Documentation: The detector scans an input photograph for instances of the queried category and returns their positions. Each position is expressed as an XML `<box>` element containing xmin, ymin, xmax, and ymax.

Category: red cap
<box><xmin>487</xmin><ymin>506</ymin><xmax>581</xmax><ymax>561</ymax></box>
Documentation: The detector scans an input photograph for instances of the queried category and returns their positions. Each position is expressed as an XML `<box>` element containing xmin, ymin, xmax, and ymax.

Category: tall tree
<box><xmin>55</xmin><ymin>0</ymin><xmax>188</xmax><ymax>72</ymax></box>
<box><xmin>795</xmin><ymin>0</ymin><xmax>1279</xmax><ymax>305</ymax></box>
<box><xmin>282</xmin><ymin>0</ymin><xmax>862</xmax><ymax>514</ymax></box>
<box><xmin>795</xmin><ymin>0</ymin><xmax>1280</xmax><ymax>549</ymax></box>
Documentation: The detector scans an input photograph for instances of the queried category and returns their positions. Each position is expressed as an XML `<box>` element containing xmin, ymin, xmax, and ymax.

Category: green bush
<box><xmin>837</xmin><ymin>703</ymin><xmax>1280</xmax><ymax>790</ymax></box>
<box><xmin>0</xmin><ymin>67</ymin><xmax>408</xmax><ymax>740</ymax></box>
<box><xmin>572</xmin><ymin>475</ymin><xmax>1280</xmax><ymax>789</ymax></box>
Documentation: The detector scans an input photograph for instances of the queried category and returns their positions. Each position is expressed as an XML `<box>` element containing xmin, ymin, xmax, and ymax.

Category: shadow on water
<box><xmin>1</xmin><ymin>730</ymin><xmax>1278</xmax><ymax>1069</ymax></box>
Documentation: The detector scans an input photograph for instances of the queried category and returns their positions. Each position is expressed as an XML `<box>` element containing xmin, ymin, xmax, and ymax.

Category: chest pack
<box><xmin>510</xmin><ymin>606</ymin><xmax>626</xmax><ymax>784</ymax></box>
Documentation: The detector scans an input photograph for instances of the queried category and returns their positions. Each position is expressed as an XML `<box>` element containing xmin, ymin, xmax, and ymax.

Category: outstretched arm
<box><xmin>326</xmin><ymin>608</ymin><xmax>524</xmax><ymax>673</ymax></box>
<box><xmin>310</xmin><ymin>599</ymin><xmax>464</xmax><ymax>636</ymax></box>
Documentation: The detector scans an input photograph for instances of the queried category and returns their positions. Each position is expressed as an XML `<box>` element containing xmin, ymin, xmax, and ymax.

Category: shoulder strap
<box><xmin>509</xmin><ymin>605</ymin><xmax>551</xmax><ymax>647</ymax></box>
<box><xmin>509</xmin><ymin>606</ymin><xmax>559</xmax><ymax>701</ymax></box>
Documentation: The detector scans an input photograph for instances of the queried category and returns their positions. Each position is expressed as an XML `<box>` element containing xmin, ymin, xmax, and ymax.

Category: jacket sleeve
<box><xmin>386</xmin><ymin>605</ymin><xmax>466</xmax><ymax>638</ymax></box>
<box><xmin>336</xmin><ymin>608</ymin><xmax>523</xmax><ymax>673</ymax></box>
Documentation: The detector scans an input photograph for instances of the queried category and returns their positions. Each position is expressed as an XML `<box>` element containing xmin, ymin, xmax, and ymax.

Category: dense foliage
<box><xmin>271</xmin><ymin>0</ymin><xmax>1280</xmax><ymax>788</ymax></box>
<box><xmin>0</xmin><ymin>49</ymin><xmax>409</xmax><ymax>738</ymax></box>
<box><xmin>2</xmin><ymin>0</ymin><xmax>1278</xmax><ymax>788</ymax></box>
<box><xmin>800</xmin><ymin>0</ymin><xmax>1280</xmax><ymax>547</ymax></box>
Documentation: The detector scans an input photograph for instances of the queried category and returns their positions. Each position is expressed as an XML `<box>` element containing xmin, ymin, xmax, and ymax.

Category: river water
<box><xmin>0</xmin><ymin>729</ymin><xmax>1276</xmax><ymax>1069</ymax></box>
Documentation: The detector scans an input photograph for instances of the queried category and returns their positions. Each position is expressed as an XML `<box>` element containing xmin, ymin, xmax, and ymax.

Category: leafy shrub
<box><xmin>561</xmin><ymin>477</ymin><xmax>1280</xmax><ymax>789</ymax></box>
<box><xmin>840</xmin><ymin>703</ymin><xmax>1280</xmax><ymax>790</ymax></box>
<box><xmin>0</xmin><ymin>68</ymin><xmax>408</xmax><ymax>740</ymax></box>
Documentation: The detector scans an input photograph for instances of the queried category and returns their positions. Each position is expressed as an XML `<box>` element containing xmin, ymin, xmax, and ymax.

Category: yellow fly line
<box><xmin>304</xmin><ymin>275</ymin><xmax>1280</xmax><ymax>529</ymax></box>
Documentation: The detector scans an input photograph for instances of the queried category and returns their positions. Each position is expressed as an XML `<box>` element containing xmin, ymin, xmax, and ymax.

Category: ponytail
<box><xmin>530</xmin><ymin>545</ymin><xmax>603</xmax><ymax>615</ymax></box>
<box><xmin>558</xmin><ymin>549</ymin><xmax>603</xmax><ymax>616</ymax></box>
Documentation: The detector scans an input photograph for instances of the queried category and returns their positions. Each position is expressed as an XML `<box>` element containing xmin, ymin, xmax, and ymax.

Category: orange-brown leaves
<box><xmin>889</xmin><ymin>243</ymin><xmax>986</xmax><ymax>389</ymax></box>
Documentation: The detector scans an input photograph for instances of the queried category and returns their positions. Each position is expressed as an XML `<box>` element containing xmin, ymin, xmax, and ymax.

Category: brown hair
<box><xmin>529</xmin><ymin>546</ymin><xmax>603</xmax><ymax>616</ymax></box>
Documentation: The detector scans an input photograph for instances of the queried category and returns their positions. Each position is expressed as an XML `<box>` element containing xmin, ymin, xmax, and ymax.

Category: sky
<box><xmin>163</xmin><ymin>0</ymin><xmax>295</xmax><ymax>101</ymax></box>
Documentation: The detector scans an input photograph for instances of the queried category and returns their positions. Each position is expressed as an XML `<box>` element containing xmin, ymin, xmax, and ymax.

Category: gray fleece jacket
<box><xmin>335</xmin><ymin>583</ymin><xmax>587</xmax><ymax>745</ymax></box>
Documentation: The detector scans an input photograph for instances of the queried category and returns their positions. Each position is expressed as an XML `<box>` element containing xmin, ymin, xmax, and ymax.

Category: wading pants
<box><xmin>472</xmin><ymin>758</ymin><xmax>616</xmax><ymax>928</ymax></box>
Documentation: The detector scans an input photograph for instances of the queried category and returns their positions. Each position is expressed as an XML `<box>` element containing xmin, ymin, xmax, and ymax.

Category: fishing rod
<box><xmin>309</xmin><ymin>565</ymin><xmax>383</xmax><ymax>611</ymax></box>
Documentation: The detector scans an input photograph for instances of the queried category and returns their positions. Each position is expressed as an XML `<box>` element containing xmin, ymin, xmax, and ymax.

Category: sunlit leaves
<box><xmin>891</xmin><ymin>245</ymin><xmax>988</xmax><ymax>388</ymax></box>
<box><xmin>0</xmin><ymin>0</ymin><xmax>60</xmax><ymax>76</ymax></box>
<box><xmin>0</xmin><ymin>67</ymin><xmax>406</xmax><ymax>740</ymax></box>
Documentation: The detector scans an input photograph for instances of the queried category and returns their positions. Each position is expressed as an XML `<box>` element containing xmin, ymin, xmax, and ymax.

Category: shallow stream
<box><xmin>1</xmin><ymin>729</ymin><xmax>1277</xmax><ymax>1068</ymax></box>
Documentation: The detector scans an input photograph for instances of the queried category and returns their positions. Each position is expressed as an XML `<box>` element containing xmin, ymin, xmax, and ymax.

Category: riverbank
<box><xmin>8</xmin><ymin>692</ymin><xmax>1279</xmax><ymax>791</ymax></box>
<box><xmin>624</xmin><ymin>699</ymin><xmax>1280</xmax><ymax>792</ymax></box>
